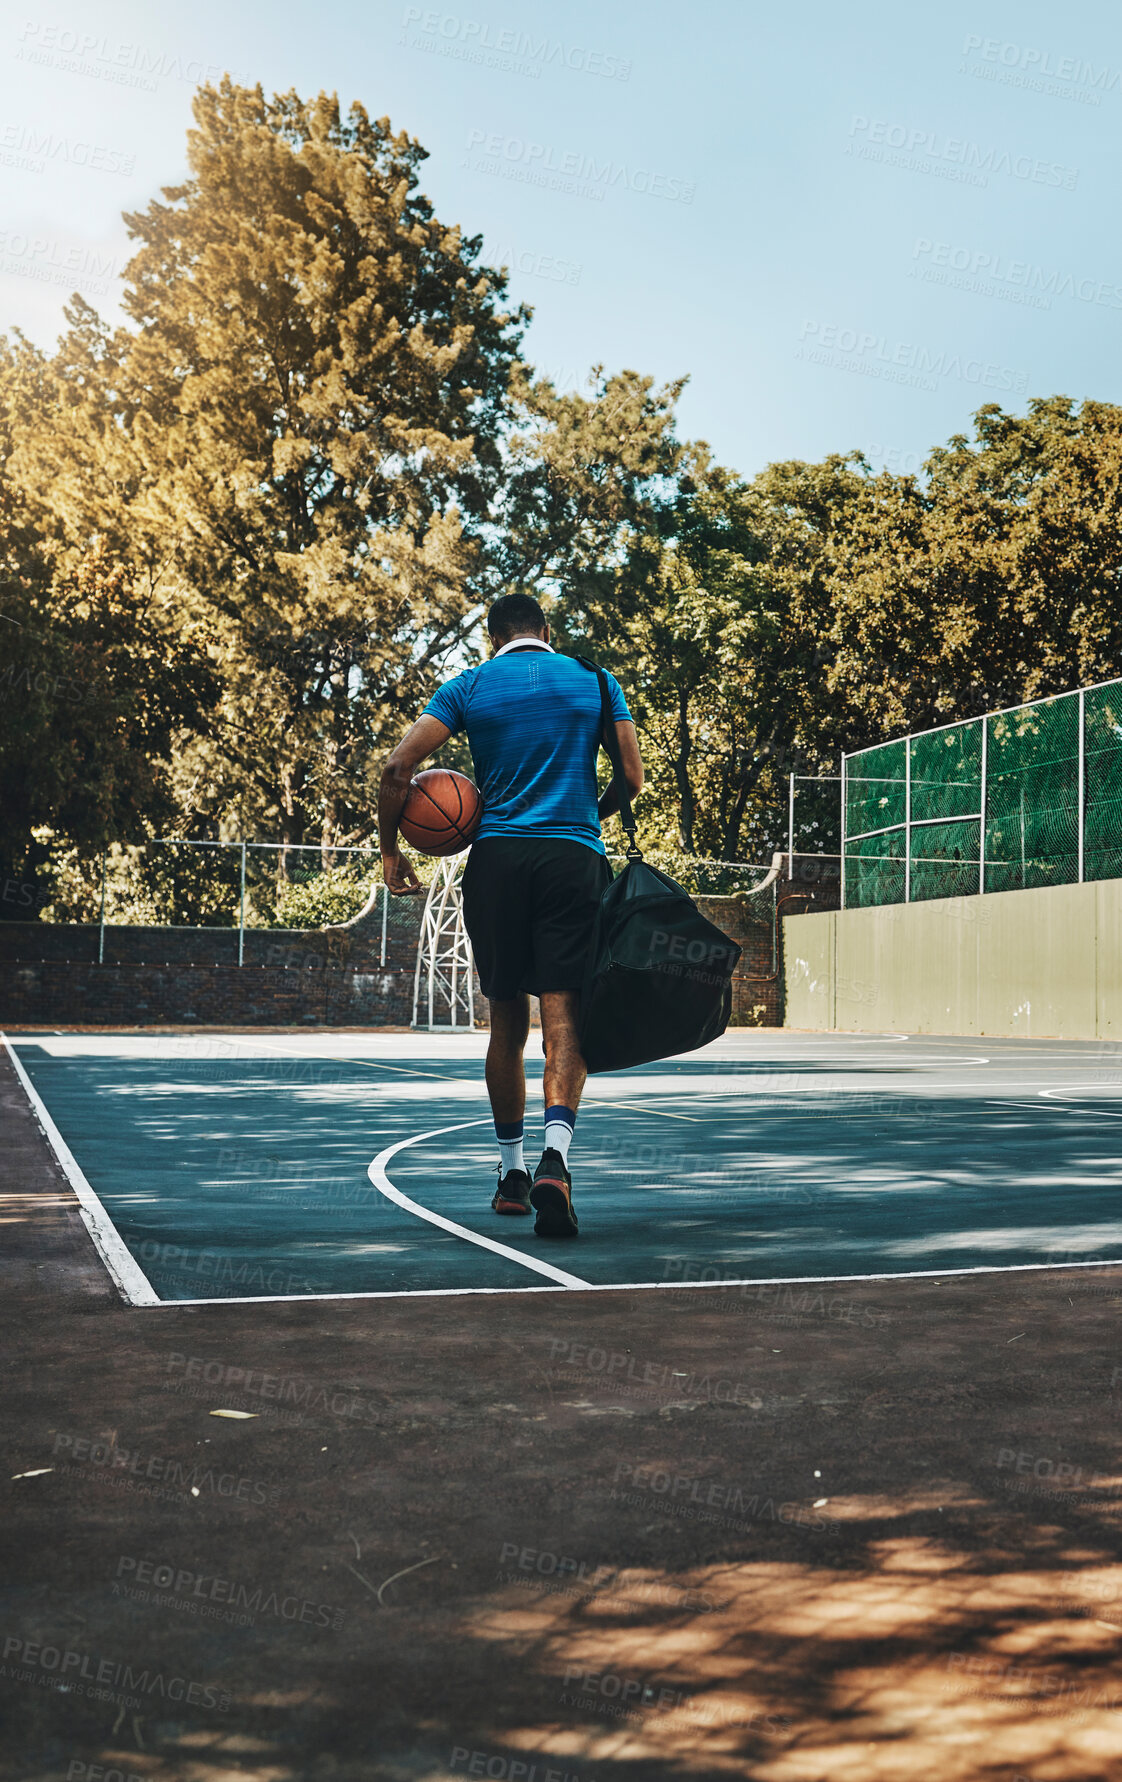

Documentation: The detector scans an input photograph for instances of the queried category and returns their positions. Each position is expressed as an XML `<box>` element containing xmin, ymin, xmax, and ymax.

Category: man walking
<box><xmin>378</xmin><ymin>594</ymin><xmax>643</xmax><ymax>1238</ymax></box>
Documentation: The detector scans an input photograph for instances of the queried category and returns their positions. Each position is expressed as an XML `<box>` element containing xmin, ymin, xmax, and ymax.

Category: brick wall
<box><xmin>691</xmin><ymin>858</ymin><xmax>840</xmax><ymax>1029</ymax></box>
<box><xmin>0</xmin><ymin>858</ymin><xmax>840</xmax><ymax>1030</ymax></box>
<box><xmin>0</xmin><ymin>897</ymin><xmax>426</xmax><ymax>1028</ymax></box>
<box><xmin>693</xmin><ymin>894</ymin><xmax>779</xmax><ymax>1028</ymax></box>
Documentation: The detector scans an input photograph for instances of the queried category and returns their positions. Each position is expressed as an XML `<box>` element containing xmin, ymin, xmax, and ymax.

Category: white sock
<box><xmin>544</xmin><ymin>1105</ymin><xmax>576</xmax><ymax>1165</ymax></box>
<box><xmin>498</xmin><ymin>1135</ymin><xmax>525</xmax><ymax>1176</ymax></box>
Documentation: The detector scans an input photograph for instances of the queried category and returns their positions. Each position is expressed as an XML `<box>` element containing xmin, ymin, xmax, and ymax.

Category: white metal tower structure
<box><xmin>411</xmin><ymin>853</ymin><xmax>476</xmax><ymax>1030</ymax></box>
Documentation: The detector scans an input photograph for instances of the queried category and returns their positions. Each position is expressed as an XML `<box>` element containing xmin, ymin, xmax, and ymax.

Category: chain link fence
<box><xmin>842</xmin><ymin>675</ymin><xmax>1122</xmax><ymax>909</ymax></box>
<box><xmin>22</xmin><ymin>835</ymin><xmax>782</xmax><ymax>968</ymax></box>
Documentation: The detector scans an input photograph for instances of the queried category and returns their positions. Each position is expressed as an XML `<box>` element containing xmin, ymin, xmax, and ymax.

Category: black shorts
<box><xmin>461</xmin><ymin>836</ymin><xmax>612</xmax><ymax>1001</ymax></box>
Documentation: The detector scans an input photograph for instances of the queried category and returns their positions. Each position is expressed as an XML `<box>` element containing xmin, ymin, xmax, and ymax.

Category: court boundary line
<box><xmin>147</xmin><ymin>1254</ymin><xmax>1122</xmax><ymax>1307</ymax></box>
<box><xmin>2</xmin><ymin>1033</ymin><xmax>159</xmax><ymax>1307</ymax></box>
<box><xmin>11</xmin><ymin>1031</ymin><xmax>1122</xmax><ymax>1310</ymax></box>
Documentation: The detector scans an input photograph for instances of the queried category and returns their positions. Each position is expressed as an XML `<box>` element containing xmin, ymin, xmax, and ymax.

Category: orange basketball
<box><xmin>399</xmin><ymin>768</ymin><xmax>483</xmax><ymax>856</ymax></box>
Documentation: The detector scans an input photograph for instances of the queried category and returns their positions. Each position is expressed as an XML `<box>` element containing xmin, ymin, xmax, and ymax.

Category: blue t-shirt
<box><xmin>423</xmin><ymin>649</ymin><xmax>632</xmax><ymax>855</ymax></box>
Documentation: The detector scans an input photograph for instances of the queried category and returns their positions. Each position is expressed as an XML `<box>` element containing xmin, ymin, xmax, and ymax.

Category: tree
<box><xmin>489</xmin><ymin>362</ymin><xmax>695</xmax><ymax>618</ymax></box>
<box><xmin>825</xmin><ymin>397</ymin><xmax>1122</xmax><ymax>744</ymax></box>
<box><xmin>8</xmin><ymin>80</ymin><xmax>529</xmax><ymax>852</ymax></box>
<box><xmin>0</xmin><ymin>542</ymin><xmax>217</xmax><ymax>910</ymax></box>
<box><xmin>576</xmin><ymin>458</ymin><xmax>864</xmax><ymax>860</ymax></box>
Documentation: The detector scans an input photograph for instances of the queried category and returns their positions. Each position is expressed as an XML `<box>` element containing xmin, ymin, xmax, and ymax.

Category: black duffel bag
<box><xmin>576</xmin><ymin>658</ymin><xmax>742</xmax><ymax>1073</ymax></box>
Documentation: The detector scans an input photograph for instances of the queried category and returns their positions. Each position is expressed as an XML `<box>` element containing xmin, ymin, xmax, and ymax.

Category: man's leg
<box><xmin>539</xmin><ymin>990</ymin><xmax>586</xmax><ymax>1158</ymax></box>
<box><xmin>529</xmin><ymin>990</ymin><xmax>585</xmax><ymax>1236</ymax></box>
<box><xmin>486</xmin><ymin>993</ymin><xmax>531</xmax><ymax>1123</ymax></box>
<box><xmin>486</xmin><ymin>995</ymin><xmax>532</xmax><ymax>1208</ymax></box>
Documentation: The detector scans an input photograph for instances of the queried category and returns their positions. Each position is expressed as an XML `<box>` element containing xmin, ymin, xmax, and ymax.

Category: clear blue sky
<box><xmin>2</xmin><ymin>0</ymin><xmax>1119</xmax><ymax>479</ymax></box>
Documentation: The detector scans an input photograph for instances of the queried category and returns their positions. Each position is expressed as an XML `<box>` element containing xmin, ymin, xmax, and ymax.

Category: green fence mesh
<box><xmin>104</xmin><ymin>842</ymin><xmax>242</xmax><ymax>928</ymax></box>
<box><xmin>243</xmin><ymin>848</ymin><xmax>380</xmax><ymax>928</ymax></box>
<box><xmin>845</xmin><ymin>740</ymin><xmax>906</xmax><ymax>841</ymax></box>
<box><xmin>844</xmin><ymin>679</ymin><xmax>1122</xmax><ymax>908</ymax></box>
<box><xmin>909</xmin><ymin>818</ymin><xmax>982</xmax><ymax>903</ymax></box>
<box><xmin>1084</xmin><ymin>685</ymin><xmax>1122</xmax><ymax>884</ymax></box>
<box><xmin>909</xmin><ymin>721</ymin><xmax>983</xmax><ymax>823</ymax></box>
<box><xmin>983</xmin><ymin>695</ymin><xmax>1079</xmax><ymax>894</ymax></box>
<box><xmin>845</xmin><ymin>828</ymin><xmax>906</xmax><ymax>909</ymax></box>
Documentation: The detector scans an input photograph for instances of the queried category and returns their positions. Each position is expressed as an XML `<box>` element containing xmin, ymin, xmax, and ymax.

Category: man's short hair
<box><xmin>487</xmin><ymin>592</ymin><xmax>547</xmax><ymax>645</ymax></box>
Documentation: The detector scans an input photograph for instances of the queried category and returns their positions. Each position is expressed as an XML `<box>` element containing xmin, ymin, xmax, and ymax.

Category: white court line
<box><xmin>1041</xmin><ymin>1085</ymin><xmax>1122</xmax><ymax>1101</ymax></box>
<box><xmin>986</xmin><ymin>1102</ymin><xmax>1070</xmax><ymax>1113</ymax></box>
<box><xmin>367</xmin><ymin>1119</ymin><xmax>589</xmax><ymax>1290</ymax></box>
<box><xmin>155</xmin><ymin>1254</ymin><xmax>1122</xmax><ymax>1307</ymax></box>
<box><xmin>1035</xmin><ymin>1087</ymin><xmax>1122</xmax><ymax>1120</ymax></box>
<box><xmin>152</xmin><ymin>1110</ymin><xmax>1122</xmax><ymax>1306</ymax></box>
<box><xmin>2</xmin><ymin>1035</ymin><xmax>158</xmax><ymax>1307</ymax></box>
<box><xmin>14</xmin><ymin>1032</ymin><xmax>1119</xmax><ymax>1310</ymax></box>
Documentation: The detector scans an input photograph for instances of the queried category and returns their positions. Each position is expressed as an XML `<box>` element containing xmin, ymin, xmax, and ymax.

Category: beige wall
<box><xmin>783</xmin><ymin>879</ymin><xmax>1121</xmax><ymax>1037</ymax></box>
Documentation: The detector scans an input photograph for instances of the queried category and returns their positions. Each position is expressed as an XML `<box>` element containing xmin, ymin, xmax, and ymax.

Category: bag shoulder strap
<box><xmin>576</xmin><ymin>656</ymin><xmax>642</xmax><ymax>861</ymax></box>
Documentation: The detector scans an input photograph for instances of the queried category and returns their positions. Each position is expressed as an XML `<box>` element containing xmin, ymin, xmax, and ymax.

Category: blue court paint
<box><xmin>9</xmin><ymin>1033</ymin><xmax>1122</xmax><ymax>1303</ymax></box>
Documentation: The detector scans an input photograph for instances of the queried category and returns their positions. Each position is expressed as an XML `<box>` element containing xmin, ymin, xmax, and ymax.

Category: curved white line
<box><xmin>368</xmin><ymin>1119</ymin><xmax>589</xmax><ymax>1289</ymax></box>
<box><xmin>1038</xmin><ymin>1085</ymin><xmax>1122</xmax><ymax>1118</ymax></box>
<box><xmin>1040</xmin><ymin>1084</ymin><xmax>1122</xmax><ymax>1100</ymax></box>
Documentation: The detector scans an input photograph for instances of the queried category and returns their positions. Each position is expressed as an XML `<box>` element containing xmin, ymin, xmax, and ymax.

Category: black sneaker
<box><xmin>530</xmin><ymin>1149</ymin><xmax>578</xmax><ymax>1238</ymax></box>
<box><xmin>491</xmin><ymin>1167</ymin><xmax>532</xmax><ymax>1215</ymax></box>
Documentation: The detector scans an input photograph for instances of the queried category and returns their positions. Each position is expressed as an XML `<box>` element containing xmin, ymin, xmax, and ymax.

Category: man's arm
<box><xmin>597</xmin><ymin>719</ymin><xmax>644</xmax><ymax>821</ymax></box>
<box><xmin>378</xmin><ymin>714</ymin><xmax>453</xmax><ymax>894</ymax></box>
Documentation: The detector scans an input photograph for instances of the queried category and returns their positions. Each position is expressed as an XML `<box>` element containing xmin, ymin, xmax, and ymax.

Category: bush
<box><xmin>271</xmin><ymin>865</ymin><xmax>380</xmax><ymax>928</ymax></box>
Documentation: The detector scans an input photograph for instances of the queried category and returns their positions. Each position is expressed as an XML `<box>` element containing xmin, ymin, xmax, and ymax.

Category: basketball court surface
<box><xmin>8</xmin><ymin>1028</ymin><xmax>1122</xmax><ymax>1306</ymax></box>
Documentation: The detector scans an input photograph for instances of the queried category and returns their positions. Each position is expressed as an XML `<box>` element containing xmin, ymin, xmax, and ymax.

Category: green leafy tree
<box><xmin>0</xmin><ymin>543</ymin><xmax>218</xmax><ymax>911</ymax></box>
<box><xmin>490</xmin><ymin>362</ymin><xmax>695</xmax><ymax>616</ymax></box>
<box><xmin>825</xmin><ymin>396</ymin><xmax>1122</xmax><ymax>745</ymax></box>
<box><xmin>8</xmin><ymin>80</ymin><xmax>529</xmax><ymax>853</ymax></box>
<box><xmin>576</xmin><ymin>458</ymin><xmax>863</xmax><ymax>860</ymax></box>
